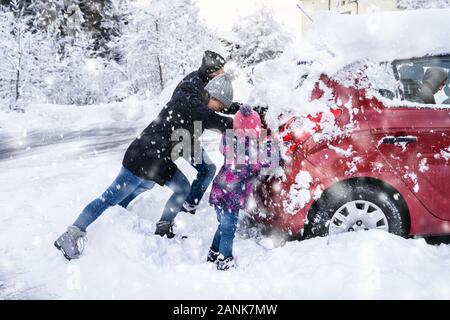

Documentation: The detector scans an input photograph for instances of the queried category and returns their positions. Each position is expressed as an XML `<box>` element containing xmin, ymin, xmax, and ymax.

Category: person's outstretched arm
<box><xmin>189</xmin><ymin>95</ymin><xmax>233</xmax><ymax>132</ymax></box>
<box><xmin>201</xmin><ymin>107</ymin><xmax>233</xmax><ymax>132</ymax></box>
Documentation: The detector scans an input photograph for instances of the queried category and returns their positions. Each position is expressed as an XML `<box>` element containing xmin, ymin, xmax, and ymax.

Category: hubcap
<box><xmin>328</xmin><ymin>200</ymin><xmax>389</xmax><ymax>235</ymax></box>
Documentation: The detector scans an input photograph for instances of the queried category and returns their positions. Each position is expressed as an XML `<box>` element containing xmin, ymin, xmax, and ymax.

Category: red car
<box><xmin>252</xmin><ymin>54</ymin><xmax>450</xmax><ymax>240</ymax></box>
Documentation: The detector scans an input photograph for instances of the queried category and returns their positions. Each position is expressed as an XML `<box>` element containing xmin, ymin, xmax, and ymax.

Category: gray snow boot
<box><xmin>154</xmin><ymin>221</ymin><xmax>176</xmax><ymax>239</ymax></box>
<box><xmin>54</xmin><ymin>225</ymin><xmax>87</xmax><ymax>261</ymax></box>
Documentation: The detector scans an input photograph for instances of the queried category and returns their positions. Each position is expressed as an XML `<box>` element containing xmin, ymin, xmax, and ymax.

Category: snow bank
<box><xmin>0</xmin><ymin>74</ymin><xmax>191</xmax><ymax>136</ymax></box>
<box><xmin>0</xmin><ymin>98</ymin><xmax>164</xmax><ymax>137</ymax></box>
<box><xmin>1</xmin><ymin>112</ymin><xmax>449</xmax><ymax>299</ymax></box>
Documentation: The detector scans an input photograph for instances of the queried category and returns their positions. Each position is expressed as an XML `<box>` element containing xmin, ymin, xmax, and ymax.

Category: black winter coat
<box><xmin>122</xmin><ymin>70</ymin><xmax>233</xmax><ymax>185</ymax></box>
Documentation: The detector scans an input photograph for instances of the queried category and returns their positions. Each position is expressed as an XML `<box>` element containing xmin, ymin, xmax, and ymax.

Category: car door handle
<box><xmin>381</xmin><ymin>136</ymin><xmax>417</xmax><ymax>144</ymax></box>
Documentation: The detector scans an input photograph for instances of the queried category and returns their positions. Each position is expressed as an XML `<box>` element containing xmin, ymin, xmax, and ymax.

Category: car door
<box><xmin>368</xmin><ymin>106</ymin><xmax>450</xmax><ymax>221</ymax></box>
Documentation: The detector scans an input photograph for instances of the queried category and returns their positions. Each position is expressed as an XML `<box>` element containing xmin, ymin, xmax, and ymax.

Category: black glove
<box><xmin>221</xmin><ymin>102</ymin><xmax>241</xmax><ymax>115</ymax></box>
<box><xmin>254</xmin><ymin>105</ymin><xmax>269</xmax><ymax>119</ymax></box>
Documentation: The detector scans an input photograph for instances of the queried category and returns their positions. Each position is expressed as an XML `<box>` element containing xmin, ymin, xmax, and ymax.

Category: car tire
<box><xmin>424</xmin><ymin>236</ymin><xmax>450</xmax><ymax>245</ymax></box>
<box><xmin>303</xmin><ymin>181</ymin><xmax>409</xmax><ymax>239</ymax></box>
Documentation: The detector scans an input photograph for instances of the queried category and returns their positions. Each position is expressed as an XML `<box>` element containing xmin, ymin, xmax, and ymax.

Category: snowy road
<box><xmin>1</xmin><ymin>120</ymin><xmax>450</xmax><ymax>299</ymax></box>
<box><xmin>0</xmin><ymin>125</ymin><xmax>135</xmax><ymax>161</ymax></box>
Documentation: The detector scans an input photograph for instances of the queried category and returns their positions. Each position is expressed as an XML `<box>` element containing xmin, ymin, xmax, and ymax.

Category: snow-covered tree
<box><xmin>42</xmin><ymin>29</ymin><xmax>127</xmax><ymax>106</ymax></box>
<box><xmin>0</xmin><ymin>0</ymin><xmax>219</xmax><ymax>106</ymax></box>
<box><xmin>118</xmin><ymin>0</ymin><xmax>217</xmax><ymax>98</ymax></box>
<box><xmin>0</xmin><ymin>0</ymin><xmax>57</xmax><ymax>111</ymax></box>
<box><xmin>225</xmin><ymin>6</ymin><xmax>291</xmax><ymax>67</ymax></box>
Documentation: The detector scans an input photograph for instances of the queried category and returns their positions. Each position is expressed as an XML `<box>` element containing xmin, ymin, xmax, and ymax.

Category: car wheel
<box><xmin>303</xmin><ymin>181</ymin><xmax>409</xmax><ymax>238</ymax></box>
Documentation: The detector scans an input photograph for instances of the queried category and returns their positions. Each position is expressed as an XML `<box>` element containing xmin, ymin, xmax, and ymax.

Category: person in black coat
<box><xmin>124</xmin><ymin>73</ymin><xmax>235</xmax><ymax>237</ymax></box>
<box><xmin>54</xmin><ymin>74</ymin><xmax>235</xmax><ymax>260</ymax></box>
<box><xmin>163</xmin><ymin>51</ymin><xmax>242</xmax><ymax>219</ymax></box>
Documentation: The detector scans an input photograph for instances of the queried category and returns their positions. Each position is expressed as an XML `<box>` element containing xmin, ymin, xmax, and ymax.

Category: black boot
<box><xmin>154</xmin><ymin>221</ymin><xmax>175</xmax><ymax>239</ymax></box>
<box><xmin>206</xmin><ymin>248</ymin><xmax>219</xmax><ymax>263</ymax></box>
<box><xmin>180</xmin><ymin>201</ymin><xmax>198</xmax><ymax>215</ymax></box>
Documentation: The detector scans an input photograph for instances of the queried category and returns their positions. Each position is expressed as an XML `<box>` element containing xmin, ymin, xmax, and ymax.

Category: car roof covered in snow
<box><xmin>307</xmin><ymin>8</ymin><xmax>450</xmax><ymax>63</ymax></box>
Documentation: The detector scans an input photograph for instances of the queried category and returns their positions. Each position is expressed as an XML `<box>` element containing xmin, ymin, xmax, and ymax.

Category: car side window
<box><xmin>394</xmin><ymin>56</ymin><xmax>450</xmax><ymax>106</ymax></box>
<box><xmin>397</xmin><ymin>64</ymin><xmax>424</xmax><ymax>103</ymax></box>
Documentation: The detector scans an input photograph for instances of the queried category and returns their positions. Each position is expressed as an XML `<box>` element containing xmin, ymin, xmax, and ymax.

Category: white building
<box><xmin>300</xmin><ymin>0</ymin><xmax>400</xmax><ymax>34</ymax></box>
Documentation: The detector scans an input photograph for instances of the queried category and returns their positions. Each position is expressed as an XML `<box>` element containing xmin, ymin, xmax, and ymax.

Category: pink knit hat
<box><xmin>233</xmin><ymin>104</ymin><xmax>261</xmax><ymax>138</ymax></box>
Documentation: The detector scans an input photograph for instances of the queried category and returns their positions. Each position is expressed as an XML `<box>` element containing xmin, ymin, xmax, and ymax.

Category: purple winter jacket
<box><xmin>209</xmin><ymin>134</ymin><xmax>267</xmax><ymax>212</ymax></box>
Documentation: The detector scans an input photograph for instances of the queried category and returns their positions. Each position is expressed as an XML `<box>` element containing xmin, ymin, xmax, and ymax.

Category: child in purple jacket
<box><xmin>208</xmin><ymin>104</ymin><xmax>264</xmax><ymax>271</ymax></box>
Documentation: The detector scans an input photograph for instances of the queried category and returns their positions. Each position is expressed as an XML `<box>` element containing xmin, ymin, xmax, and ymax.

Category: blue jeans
<box><xmin>184</xmin><ymin>149</ymin><xmax>216</xmax><ymax>206</ymax></box>
<box><xmin>73</xmin><ymin>166</ymin><xmax>191</xmax><ymax>231</ymax></box>
<box><xmin>210</xmin><ymin>207</ymin><xmax>239</xmax><ymax>259</ymax></box>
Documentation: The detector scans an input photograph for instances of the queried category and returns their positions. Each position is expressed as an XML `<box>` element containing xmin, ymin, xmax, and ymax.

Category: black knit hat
<box><xmin>200</xmin><ymin>50</ymin><xmax>225</xmax><ymax>75</ymax></box>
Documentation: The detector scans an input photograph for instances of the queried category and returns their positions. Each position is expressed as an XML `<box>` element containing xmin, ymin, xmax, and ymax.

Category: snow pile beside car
<box><xmin>247</xmin><ymin>52</ymin><xmax>331</xmax><ymax>128</ymax></box>
<box><xmin>284</xmin><ymin>171</ymin><xmax>313</xmax><ymax>214</ymax></box>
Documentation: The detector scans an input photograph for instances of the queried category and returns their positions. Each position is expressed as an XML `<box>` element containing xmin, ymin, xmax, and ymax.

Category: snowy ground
<box><xmin>1</xmin><ymin>104</ymin><xmax>450</xmax><ymax>300</ymax></box>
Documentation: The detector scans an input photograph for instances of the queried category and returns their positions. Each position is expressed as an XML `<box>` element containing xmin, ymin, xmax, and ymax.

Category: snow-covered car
<box><xmin>251</xmin><ymin>53</ymin><xmax>450</xmax><ymax>240</ymax></box>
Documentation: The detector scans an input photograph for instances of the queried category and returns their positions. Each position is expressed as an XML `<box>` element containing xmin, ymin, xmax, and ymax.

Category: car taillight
<box><xmin>282</xmin><ymin>130</ymin><xmax>312</xmax><ymax>155</ymax></box>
